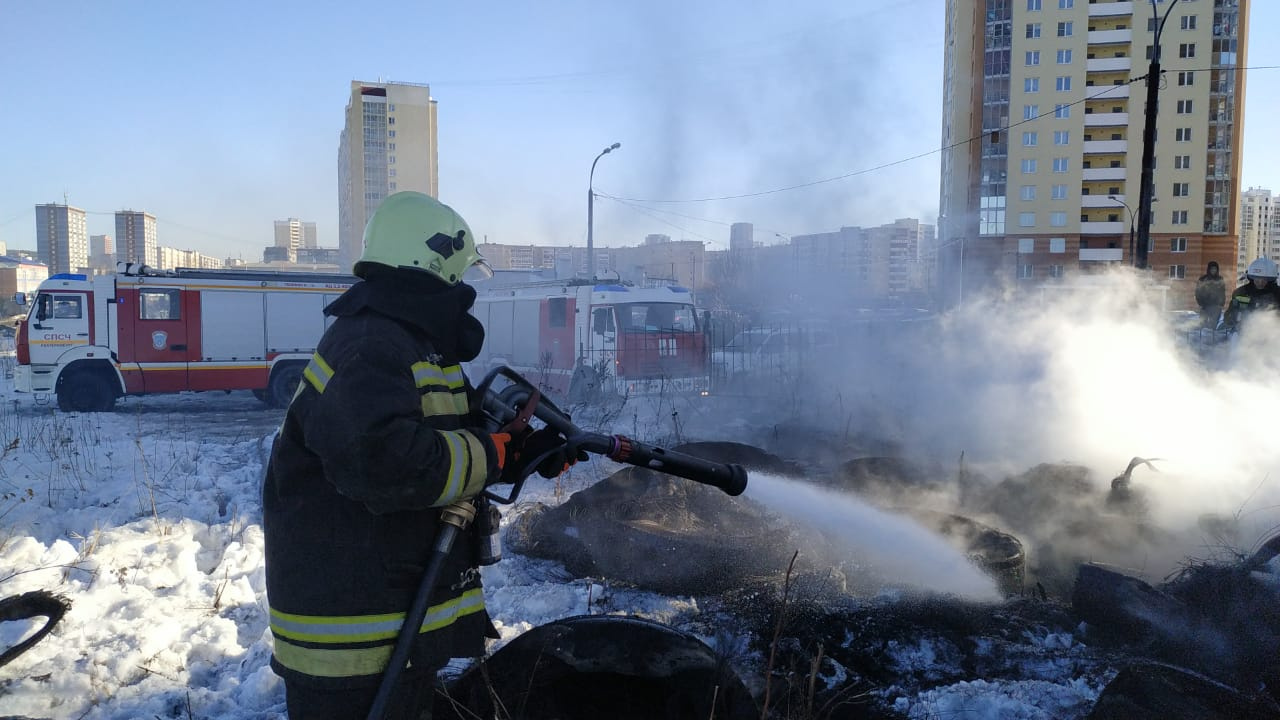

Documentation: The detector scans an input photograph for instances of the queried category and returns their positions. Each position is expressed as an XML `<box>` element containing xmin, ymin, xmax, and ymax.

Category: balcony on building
<box><xmin>1085</xmin><ymin>112</ymin><xmax>1129</xmax><ymax>127</ymax></box>
<box><xmin>1083</xmin><ymin>167</ymin><xmax>1127</xmax><ymax>181</ymax></box>
<box><xmin>1080</xmin><ymin>248</ymin><xmax>1125</xmax><ymax>261</ymax></box>
<box><xmin>1088</xmin><ymin>29</ymin><xmax>1133</xmax><ymax>45</ymax></box>
<box><xmin>1087</xmin><ymin>84</ymin><xmax>1130</xmax><ymax>100</ymax></box>
<box><xmin>1081</xmin><ymin>194</ymin><xmax>1126</xmax><ymax>208</ymax></box>
<box><xmin>1083</xmin><ymin>139</ymin><xmax>1128</xmax><ymax>154</ymax></box>
<box><xmin>1081</xmin><ymin>221</ymin><xmax>1126</xmax><ymax>235</ymax></box>
<box><xmin>1086</xmin><ymin>57</ymin><xmax>1132</xmax><ymax>73</ymax></box>
<box><xmin>1088</xmin><ymin>1</ymin><xmax>1134</xmax><ymax>18</ymax></box>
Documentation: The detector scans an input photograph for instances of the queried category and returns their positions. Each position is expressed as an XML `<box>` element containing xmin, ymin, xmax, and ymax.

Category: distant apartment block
<box><xmin>275</xmin><ymin>218</ymin><xmax>318</xmax><ymax>251</ymax></box>
<box><xmin>791</xmin><ymin>219</ymin><xmax>934</xmax><ymax>299</ymax></box>
<box><xmin>478</xmin><ymin>238</ymin><xmax>707</xmax><ymax>289</ymax></box>
<box><xmin>938</xmin><ymin>0</ymin><xmax>1247</xmax><ymax>306</ymax></box>
<box><xmin>34</xmin><ymin>203</ymin><xmax>88</xmax><ymax>274</ymax></box>
<box><xmin>338</xmin><ymin>80</ymin><xmax>439</xmax><ymax>270</ymax></box>
<box><xmin>155</xmin><ymin>246</ymin><xmax>224</xmax><ymax>270</ymax></box>
<box><xmin>1239</xmin><ymin>187</ymin><xmax>1280</xmax><ymax>272</ymax></box>
<box><xmin>115</xmin><ymin>210</ymin><xmax>158</xmax><ymax>267</ymax></box>
<box><xmin>89</xmin><ymin>234</ymin><xmax>115</xmax><ymax>275</ymax></box>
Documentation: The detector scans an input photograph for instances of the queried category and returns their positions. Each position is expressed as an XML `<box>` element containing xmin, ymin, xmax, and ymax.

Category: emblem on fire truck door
<box><xmin>152</xmin><ymin>331</ymin><xmax>168</xmax><ymax>351</ymax></box>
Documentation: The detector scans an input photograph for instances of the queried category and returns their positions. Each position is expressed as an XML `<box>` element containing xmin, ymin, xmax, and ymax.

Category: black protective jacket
<box><xmin>1224</xmin><ymin>280</ymin><xmax>1280</xmax><ymax>328</ymax></box>
<box><xmin>263</xmin><ymin>269</ymin><xmax>499</xmax><ymax>688</ymax></box>
<box><xmin>1194</xmin><ymin>262</ymin><xmax>1226</xmax><ymax>311</ymax></box>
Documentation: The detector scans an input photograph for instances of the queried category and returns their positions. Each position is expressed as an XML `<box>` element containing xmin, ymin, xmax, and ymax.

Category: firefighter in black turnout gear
<box><xmin>1224</xmin><ymin>257</ymin><xmax>1280</xmax><ymax>330</ymax></box>
<box><xmin>263</xmin><ymin>192</ymin><xmax>515</xmax><ymax>719</ymax></box>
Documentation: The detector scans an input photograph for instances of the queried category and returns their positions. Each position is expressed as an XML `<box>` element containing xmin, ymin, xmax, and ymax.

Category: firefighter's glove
<box><xmin>488</xmin><ymin>433</ymin><xmax>513</xmax><ymax>485</ymax></box>
<box><xmin>520</xmin><ymin>427</ymin><xmax>589</xmax><ymax>479</ymax></box>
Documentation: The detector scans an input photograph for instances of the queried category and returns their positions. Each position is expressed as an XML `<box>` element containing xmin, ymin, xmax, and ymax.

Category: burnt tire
<box><xmin>56</xmin><ymin>372</ymin><xmax>116</xmax><ymax>413</ymax></box>
<box><xmin>268</xmin><ymin>363</ymin><xmax>305</xmax><ymax>409</ymax></box>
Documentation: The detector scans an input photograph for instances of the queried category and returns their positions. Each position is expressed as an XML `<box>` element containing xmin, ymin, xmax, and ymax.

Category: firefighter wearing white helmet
<box><xmin>263</xmin><ymin>192</ymin><xmax>539</xmax><ymax>719</ymax></box>
<box><xmin>1224</xmin><ymin>257</ymin><xmax>1280</xmax><ymax>328</ymax></box>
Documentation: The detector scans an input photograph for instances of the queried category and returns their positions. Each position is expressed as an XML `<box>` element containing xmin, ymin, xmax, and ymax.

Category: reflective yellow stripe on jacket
<box><xmin>303</xmin><ymin>353</ymin><xmax>335</xmax><ymax>393</ymax></box>
<box><xmin>412</xmin><ymin>361</ymin><xmax>469</xmax><ymax>417</ymax></box>
<box><xmin>434</xmin><ymin>430</ymin><xmax>488</xmax><ymax>505</ymax></box>
<box><xmin>269</xmin><ymin>588</ymin><xmax>485</xmax><ymax>678</ymax></box>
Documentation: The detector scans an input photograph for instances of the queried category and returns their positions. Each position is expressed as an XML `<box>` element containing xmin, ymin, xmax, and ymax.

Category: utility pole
<box><xmin>1136</xmin><ymin>0</ymin><xmax>1181</xmax><ymax>270</ymax></box>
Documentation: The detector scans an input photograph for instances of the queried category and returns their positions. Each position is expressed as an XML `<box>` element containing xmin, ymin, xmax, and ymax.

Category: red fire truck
<box><xmin>14</xmin><ymin>264</ymin><xmax>354</xmax><ymax>412</ymax></box>
<box><xmin>469</xmin><ymin>281</ymin><xmax>708</xmax><ymax>402</ymax></box>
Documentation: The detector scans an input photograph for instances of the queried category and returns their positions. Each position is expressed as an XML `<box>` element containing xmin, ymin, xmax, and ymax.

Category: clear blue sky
<box><xmin>1</xmin><ymin>1</ymin><xmax>1276</xmax><ymax>261</ymax></box>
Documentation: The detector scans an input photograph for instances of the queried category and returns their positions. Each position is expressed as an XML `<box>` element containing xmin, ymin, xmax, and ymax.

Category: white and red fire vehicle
<box><xmin>469</xmin><ymin>280</ymin><xmax>708</xmax><ymax>402</ymax></box>
<box><xmin>14</xmin><ymin>264</ymin><xmax>354</xmax><ymax>412</ymax></box>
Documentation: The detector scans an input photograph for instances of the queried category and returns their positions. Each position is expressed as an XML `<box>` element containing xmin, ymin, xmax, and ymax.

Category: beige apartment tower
<box><xmin>1239</xmin><ymin>187</ymin><xmax>1279</xmax><ymax>271</ymax></box>
<box><xmin>338</xmin><ymin>81</ymin><xmax>439</xmax><ymax>271</ymax></box>
<box><xmin>34</xmin><ymin>203</ymin><xmax>88</xmax><ymax>275</ymax></box>
<box><xmin>115</xmin><ymin>210</ymin><xmax>158</xmax><ymax>267</ymax></box>
<box><xmin>274</xmin><ymin>218</ymin><xmax>318</xmax><ymax>250</ymax></box>
<box><xmin>939</xmin><ymin>0</ymin><xmax>1247</xmax><ymax>307</ymax></box>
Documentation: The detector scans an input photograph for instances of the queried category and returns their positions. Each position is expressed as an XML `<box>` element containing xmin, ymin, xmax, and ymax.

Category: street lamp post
<box><xmin>1108</xmin><ymin>195</ymin><xmax>1136</xmax><ymax>265</ymax></box>
<box><xmin>1136</xmin><ymin>0</ymin><xmax>1181</xmax><ymax>270</ymax></box>
<box><xmin>587</xmin><ymin>142</ymin><xmax>621</xmax><ymax>281</ymax></box>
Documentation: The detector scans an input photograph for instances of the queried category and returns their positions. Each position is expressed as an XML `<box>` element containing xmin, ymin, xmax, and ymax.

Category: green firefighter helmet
<box><xmin>355</xmin><ymin>191</ymin><xmax>491</xmax><ymax>285</ymax></box>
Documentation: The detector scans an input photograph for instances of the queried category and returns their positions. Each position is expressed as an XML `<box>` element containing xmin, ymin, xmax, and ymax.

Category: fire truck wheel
<box><xmin>267</xmin><ymin>363</ymin><xmax>305</xmax><ymax>409</ymax></box>
<box><xmin>57</xmin><ymin>372</ymin><xmax>116</xmax><ymax>413</ymax></box>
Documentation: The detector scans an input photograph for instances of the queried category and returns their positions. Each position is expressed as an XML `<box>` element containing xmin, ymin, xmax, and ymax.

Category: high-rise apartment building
<box><xmin>939</xmin><ymin>0</ymin><xmax>1246</xmax><ymax>307</ymax></box>
<box><xmin>274</xmin><ymin>218</ymin><xmax>318</xmax><ymax>251</ymax></box>
<box><xmin>89</xmin><ymin>234</ymin><xmax>113</xmax><ymax>257</ymax></box>
<box><xmin>115</xmin><ymin>210</ymin><xmax>158</xmax><ymax>267</ymax></box>
<box><xmin>34</xmin><ymin>203</ymin><xmax>88</xmax><ymax>274</ymax></box>
<box><xmin>338</xmin><ymin>80</ymin><xmax>439</xmax><ymax>270</ymax></box>
<box><xmin>1239</xmin><ymin>187</ymin><xmax>1280</xmax><ymax>271</ymax></box>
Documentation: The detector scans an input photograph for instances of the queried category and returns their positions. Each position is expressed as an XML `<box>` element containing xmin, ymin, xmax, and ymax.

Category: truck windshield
<box><xmin>615</xmin><ymin>303</ymin><xmax>697</xmax><ymax>332</ymax></box>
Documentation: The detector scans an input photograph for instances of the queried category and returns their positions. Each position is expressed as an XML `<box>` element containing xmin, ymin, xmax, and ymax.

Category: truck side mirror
<box><xmin>12</xmin><ymin>292</ymin><xmax>25</xmax><ymax>307</ymax></box>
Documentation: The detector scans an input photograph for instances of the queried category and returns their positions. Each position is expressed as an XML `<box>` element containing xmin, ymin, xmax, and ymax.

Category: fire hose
<box><xmin>367</xmin><ymin>366</ymin><xmax>748</xmax><ymax>719</ymax></box>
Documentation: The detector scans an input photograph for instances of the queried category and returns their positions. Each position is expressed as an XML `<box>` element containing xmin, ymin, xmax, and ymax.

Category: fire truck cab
<box><xmin>470</xmin><ymin>281</ymin><xmax>708</xmax><ymax>402</ymax></box>
<box><xmin>14</xmin><ymin>264</ymin><xmax>354</xmax><ymax>412</ymax></box>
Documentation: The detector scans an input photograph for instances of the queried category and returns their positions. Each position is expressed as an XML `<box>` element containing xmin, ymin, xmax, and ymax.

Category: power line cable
<box><xmin>597</xmin><ymin>63</ymin><xmax>1280</xmax><ymax>205</ymax></box>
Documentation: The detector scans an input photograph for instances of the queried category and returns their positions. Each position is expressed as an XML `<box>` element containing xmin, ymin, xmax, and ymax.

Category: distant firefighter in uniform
<box><xmin>1194</xmin><ymin>260</ymin><xmax>1226</xmax><ymax>328</ymax></box>
<box><xmin>1223</xmin><ymin>257</ymin><xmax>1280</xmax><ymax>329</ymax></box>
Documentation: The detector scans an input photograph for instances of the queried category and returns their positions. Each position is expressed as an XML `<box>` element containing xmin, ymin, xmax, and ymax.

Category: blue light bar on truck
<box><xmin>49</xmin><ymin>273</ymin><xmax>88</xmax><ymax>281</ymax></box>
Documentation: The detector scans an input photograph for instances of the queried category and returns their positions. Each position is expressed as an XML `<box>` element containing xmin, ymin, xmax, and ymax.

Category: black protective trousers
<box><xmin>284</xmin><ymin>666</ymin><xmax>436</xmax><ymax>720</ymax></box>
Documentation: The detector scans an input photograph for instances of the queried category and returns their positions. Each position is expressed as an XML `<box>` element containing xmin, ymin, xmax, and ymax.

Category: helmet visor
<box><xmin>463</xmin><ymin>259</ymin><xmax>494</xmax><ymax>283</ymax></box>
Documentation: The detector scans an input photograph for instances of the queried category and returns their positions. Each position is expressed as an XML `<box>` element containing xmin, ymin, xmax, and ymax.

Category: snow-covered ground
<box><xmin>0</xmin><ymin>383</ymin><xmax>1117</xmax><ymax>720</ymax></box>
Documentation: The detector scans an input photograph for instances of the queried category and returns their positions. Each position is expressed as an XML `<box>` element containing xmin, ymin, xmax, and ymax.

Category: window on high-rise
<box><xmin>1021</xmin><ymin>185</ymin><xmax>1038</xmax><ymax>200</ymax></box>
<box><xmin>1053</xmin><ymin>130</ymin><xmax>1069</xmax><ymax>145</ymax></box>
<box><xmin>1056</xmin><ymin>76</ymin><xmax>1071</xmax><ymax>91</ymax></box>
<box><xmin>1023</xmin><ymin>131</ymin><xmax>1039</xmax><ymax>146</ymax></box>
<box><xmin>1050</xmin><ymin>211</ymin><xmax>1068</xmax><ymax>226</ymax></box>
<box><xmin>1175</xmin><ymin>127</ymin><xmax>1192</xmax><ymax>142</ymax></box>
<box><xmin>1169</xmin><ymin>265</ymin><xmax>1186</xmax><ymax>279</ymax></box>
<box><xmin>1019</xmin><ymin>212</ymin><xmax>1036</xmax><ymax>227</ymax></box>
<box><xmin>1025</xmin><ymin>77</ymin><xmax>1040</xmax><ymax>92</ymax></box>
<box><xmin>1050</xmin><ymin>237</ymin><xmax>1066</xmax><ymax>253</ymax></box>
<box><xmin>1170</xmin><ymin>237</ymin><xmax>1188</xmax><ymax>253</ymax></box>
<box><xmin>1026</xmin><ymin>50</ymin><xmax>1041</xmax><ymax>65</ymax></box>
<box><xmin>1058</xmin><ymin>0</ymin><xmax>1073</xmax><ymax>7</ymax></box>
<box><xmin>1175</xmin><ymin>155</ymin><xmax>1192</xmax><ymax>169</ymax></box>
<box><xmin>1176</xmin><ymin>99</ymin><xmax>1193</xmax><ymax>114</ymax></box>
<box><xmin>1027</xmin><ymin>0</ymin><xmax>1041</xmax><ymax>9</ymax></box>
<box><xmin>1019</xmin><ymin>264</ymin><xmax>1035</xmax><ymax>279</ymax></box>
<box><xmin>1027</xmin><ymin>23</ymin><xmax>1042</xmax><ymax>38</ymax></box>
<box><xmin>1179</xmin><ymin>43</ymin><xmax>1195</xmax><ymax>58</ymax></box>
<box><xmin>1057</xmin><ymin>21</ymin><xmax>1073</xmax><ymax>37</ymax></box>
<box><xmin>1180</xmin><ymin>15</ymin><xmax>1196</xmax><ymax>30</ymax></box>
<box><xmin>1172</xmin><ymin>210</ymin><xmax>1189</xmax><ymax>225</ymax></box>
<box><xmin>1022</xmin><ymin>158</ymin><xmax>1038</xmax><ymax>174</ymax></box>
<box><xmin>1019</xmin><ymin>238</ymin><xmax>1035</xmax><ymax>253</ymax></box>
<box><xmin>1052</xmin><ymin>157</ymin><xmax>1069</xmax><ymax>173</ymax></box>
<box><xmin>1054</xmin><ymin>104</ymin><xmax>1070</xmax><ymax>118</ymax></box>
<box><xmin>1024</xmin><ymin>104</ymin><xmax>1040</xmax><ymax>119</ymax></box>
<box><xmin>1173</xmin><ymin>182</ymin><xmax>1189</xmax><ymax>197</ymax></box>
<box><xmin>1056</xmin><ymin>49</ymin><xmax>1072</xmax><ymax>64</ymax></box>
<box><xmin>1052</xmin><ymin>184</ymin><xmax>1068</xmax><ymax>199</ymax></box>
